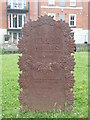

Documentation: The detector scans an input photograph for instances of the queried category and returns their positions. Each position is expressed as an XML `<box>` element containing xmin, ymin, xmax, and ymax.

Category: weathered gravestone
<box><xmin>18</xmin><ymin>15</ymin><xmax>75</xmax><ymax>112</ymax></box>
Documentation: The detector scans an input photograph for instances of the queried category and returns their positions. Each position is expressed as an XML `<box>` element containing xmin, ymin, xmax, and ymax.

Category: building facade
<box><xmin>40</xmin><ymin>0</ymin><xmax>89</xmax><ymax>45</ymax></box>
<box><xmin>0</xmin><ymin>0</ymin><xmax>89</xmax><ymax>51</ymax></box>
<box><xmin>0</xmin><ymin>0</ymin><xmax>30</xmax><ymax>51</ymax></box>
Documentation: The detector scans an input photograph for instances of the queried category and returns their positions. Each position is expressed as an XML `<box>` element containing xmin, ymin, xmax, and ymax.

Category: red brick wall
<box><xmin>88</xmin><ymin>2</ymin><xmax>90</xmax><ymax>30</ymax></box>
<box><xmin>1</xmin><ymin>1</ymin><xmax>7</xmax><ymax>29</ymax></box>
<box><xmin>39</xmin><ymin>1</ymin><xmax>88</xmax><ymax>29</ymax></box>
<box><xmin>0</xmin><ymin>1</ymin><xmax>89</xmax><ymax>30</ymax></box>
<box><xmin>30</xmin><ymin>2</ymin><xmax>38</xmax><ymax>20</ymax></box>
<box><xmin>0</xmin><ymin>1</ymin><xmax>2</xmax><ymax>28</ymax></box>
<box><xmin>81</xmin><ymin>1</ymin><xmax>88</xmax><ymax>29</ymax></box>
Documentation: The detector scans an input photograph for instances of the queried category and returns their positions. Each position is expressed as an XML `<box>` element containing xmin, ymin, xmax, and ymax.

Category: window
<box><xmin>9</xmin><ymin>14</ymin><xmax>26</xmax><ymax>29</ymax></box>
<box><xmin>49</xmin><ymin>0</ymin><xmax>55</xmax><ymax>5</ymax></box>
<box><xmin>9</xmin><ymin>32</ymin><xmax>11</xmax><ymax>36</ymax></box>
<box><xmin>60</xmin><ymin>14</ymin><xmax>65</xmax><ymax>21</ymax></box>
<box><xmin>9</xmin><ymin>32</ymin><xmax>12</xmax><ymax>39</ymax></box>
<box><xmin>70</xmin><ymin>0</ymin><xmax>76</xmax><ymax>7</ymax></box>
<box><xmin>60</xmin><ymin>0</ymin><xmax>66</xmax><ymax>7</ymax></box>
<box><xmin>8</xmin><ymin>0</ymin><xmax>11</xmax><ymax>7</ymax></box>
<box><xmin>18</xmin><ymin>33</ymin><xmax>22</xmax><ymax>38</ymax></box>
<box><xmin>13</xmin><ymin>14</ymin><xmax>17</xmax><ymax>28</ymax></box>
<box><xmin>69</xmin><ymin>14</ymin><xmax>76</xmax><ymax>27</ymax></box>
<box><xmin>23</xmin><ymin>0</ymin><xmax>26</xmax><ymax>8</ymax></box>
<box><xmin>48</xmin><ymin>13</ymin><xmax>55</xmax><ymax>20</ymax></box>
<box><xmin>4</xmin><ymin>35</ymin><xmax>9</xmax><ymax>43</ymax></box>
<box><xmin>9</xmin><ymin>14</ymin><xmax>11</xmax><ymax>28</ymax></box>
<box><xmin>8</xmin><ymin>0</ymin><xmax>11</xmax><ymax>4</ymax></box>
<box><xmin>9</xmin><ymin>0</ymin><xmax>26</xmax><ymax>9</ymax></box>
<box><xmin>24</xmin><ymin>15</ymin><xmax>26</xmax><ymax>24</ymax></box>
<box><xmin>18</xmin><ymin>15</ymin><xmax>22</xmax><ymax>27</ymax></box>
<box><xmin>13</xmin><ymin>33</ymin><xmax>17</xmax><ymax>40</ymax></box>
<box><xmin>13</xmin><ymin>0</ymin><xmax>17</xmax><ymax>9</ymax></box>
<box><xmin>70</xmin><ymin>32</ymin><xmax>74</xmax><ymax>38</ymax></box>
<box><xmin>18</xmin><ymin>0</ymin><xmax>22</xmax><ymax>8</ymax></box>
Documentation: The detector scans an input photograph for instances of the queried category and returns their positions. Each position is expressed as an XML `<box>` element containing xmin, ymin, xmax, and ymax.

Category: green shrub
<box><xmin>1</xmin><ymin>48</ymin><xmax>20</xmax><ymax>55</ymax></box>
<box><xmin>1</xmin><ymin>48</ymin><xmax>8</xmax><ymax>54</ymax></box>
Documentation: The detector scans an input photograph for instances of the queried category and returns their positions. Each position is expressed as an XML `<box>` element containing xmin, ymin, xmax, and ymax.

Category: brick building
<box><xmin>0</xmin><ymin>0</ymin><xmax>89</xmax><ymax>51</ymax></box>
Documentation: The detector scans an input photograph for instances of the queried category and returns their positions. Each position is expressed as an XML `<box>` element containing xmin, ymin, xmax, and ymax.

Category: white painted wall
<box><xmin>88</xmin><ymin>30</ymin><xmax>90</xmax><ymax>44</ymax></box>
<box><xmin>71</xmin><ymin>28</ymin><xmax>89</xmax><ymax>44</ymax></box>
<box><xmin>0</xmin><ymin>29</ymin><xmax>7</xmax><ymax>45</ymax></box>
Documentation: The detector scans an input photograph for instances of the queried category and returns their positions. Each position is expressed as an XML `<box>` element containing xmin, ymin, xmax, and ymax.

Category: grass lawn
<box><xmin>1</xmin><ymin>52</ymin><xmax>88</xmax><ymax>118</ymax></box>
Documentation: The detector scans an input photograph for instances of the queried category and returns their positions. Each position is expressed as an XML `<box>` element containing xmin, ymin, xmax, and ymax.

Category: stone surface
<box><xmin>18</xmin><ymin>15</ymin><xmax>75</xmax><ymax>112</ymax></box>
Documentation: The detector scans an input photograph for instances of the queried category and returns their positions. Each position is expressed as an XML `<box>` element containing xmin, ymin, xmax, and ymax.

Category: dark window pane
<box><xmin>71</xmin><ymin>16</ymin><xmax>72</xmax><ymax>20</ymax></box>
<box><xmin>70</xmin><ymin>21</ymin><xmax>74</xmax><ymax>25</ymax></box>
<box><xmin>72</xmin><ymin>16</ymin><xmax>74</xmax><ymax>20</ymax></box>
<box><xmin>5</xmin><ymin>36</ymin><xmax>9</xmax><ymax>41</ymax></box>
<box><xmin>9</xmin><ymin>14</ymin><xmax>11</xmax><ymax>28</ymax></box>
<box><xmin>19</xmin><ymin>15</ymin><xmax>22</xmax><ymax>27</ymax></box>
<box><xmin>13</xmin><ymin>33</ymin><xmax>17</xmax><ymax>39</ymax></box>
<box><xmin>72</xmin><ymin>21</ymin><xmax>74</xmax><ymax>25</ymax></box>
<box><xmin>70</xmin><ymin>21</ymin><xmax>72</xmax><ymax>25</ymax></box>
<box><xmin>24</xmin><ymin>16</ymin><xmax>26</xmax><ymax>23</ymax></box>
<box><xmin>13</xmin><ymin>15</ymin><xmax>14</xmax><ymax>27</ymax></box>
<box><xmin>70</xmin><ymin>32</ymin><xmax>74</xmax><ymax>38</ymax></box>
<box><xmin>9</xmin><ymin>32</ymin><xmax>11</xmax><ymax>35</ymax></box>
<box><xmin>19</xmin><ymin>33</ymin><xmax>22</xmax><ymax>38</ymax></box>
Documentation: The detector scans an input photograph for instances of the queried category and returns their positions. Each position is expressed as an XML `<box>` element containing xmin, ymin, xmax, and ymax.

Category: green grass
<box><xmin>1</xmin><ymin>52</ymin><xmax>88</xmax><ymax>118</ymax></box>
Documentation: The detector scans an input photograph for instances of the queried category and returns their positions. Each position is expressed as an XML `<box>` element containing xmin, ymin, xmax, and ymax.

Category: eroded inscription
<box><xmin>18</xmin><ymin>15</ymin><xmax>75</xmax><ymax>112</ymax></box>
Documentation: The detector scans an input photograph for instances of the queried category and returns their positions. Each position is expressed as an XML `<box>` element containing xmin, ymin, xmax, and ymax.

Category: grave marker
<box><xmin>18</xmin><ymin>15</ymin><xmax>75</xmax><ymax>112</ymax></box>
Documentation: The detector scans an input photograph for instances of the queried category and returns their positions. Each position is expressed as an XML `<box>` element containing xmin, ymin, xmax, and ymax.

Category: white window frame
<box><xmin>9</xmin><ymin>14</ymin><xmax>26</xmax><ymax>29</ymax></box>
<box><xmin>48</xmin><ymin>0</ymin><xmax>55</xmax><ymax>6</ymax></box>
<box><xmin>8</xmin><ymin>0</ymin><xmax>26</xmax><ymax>9</ymax></box>
<box><xmin>69</xmin><ymin>14</ymin><xmax>76</xmax><ymax>27</ymax></box>
<box><xmin>48</xmin><ymin>13</ymin><xmax>56</xmax><ymax>20</ymax></box>
<box><xmin>8</xmin><ymin>32</ymin><xmax>20</xmax><ymax>43</ymax></box>
<box><xmin>70</xmin><ymin>0</ymin><xmax>76</xmax><ymax>7</ymax></box>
